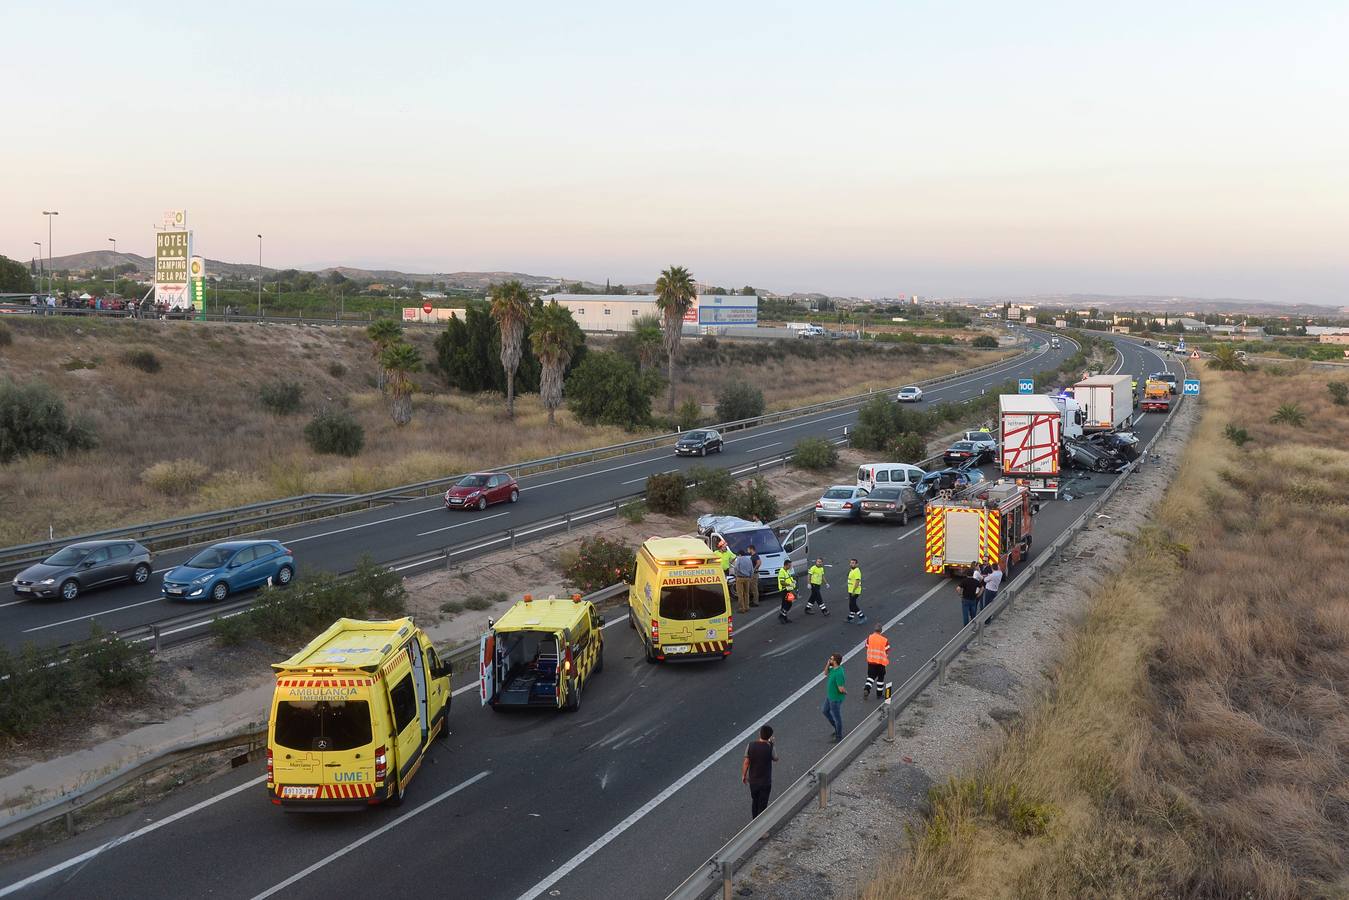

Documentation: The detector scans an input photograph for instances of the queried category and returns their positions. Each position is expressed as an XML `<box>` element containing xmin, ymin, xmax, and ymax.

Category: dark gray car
<box><xmin>11</xmin><ymin>540</ymin><xmax>154</xmax><ymax>601</ymax></box>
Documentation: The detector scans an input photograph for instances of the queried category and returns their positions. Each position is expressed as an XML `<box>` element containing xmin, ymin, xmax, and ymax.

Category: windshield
<box><xmin>901</xmin><ymin>386</ymin><xmax>918</xmax><ymax>392</ymax></box>
<box><xmin>865</xmin><ymin>488</ymin><xmax>901</xmax><ymax>501</ymax></box>
<box><xmin>683</xmin><ymin>431</ymin><xmax>708</xmax><ymax>441</ymax></box>
<box><xmin>456</xmin><ymin>474</ymin><xmax>490</xmax><ymax>487</ymax></box>
<box><xmin>273</xmin><ymin>700</ymin><xmax>373</xmax><ymax>752</ymax></box>
<box><xmin>44</xmin><ymin>547</ymin><xmax>90</xmax><ymax>566</ymax></box>
<box><xmin>822</xmin><ymin>488</ymin><xmax>853</xmax><ymax>500</ymax></box>
<box><xmin>186</xmin><ymin>547</ymin><xmax>232</xmax><ymax>568</ymax></box>
<box><xmin>659</xmin><ymin>584</ymin><xmax>727</xmax><ymax>621</ymax></box>
<box><xmin>719</xmin><ymin>528</ymin><xmax>782</xmax><ymax>555</ymax></box>
<box><xmin>951</xmin><ymin>442</ymin><xmax>973</xmax><ymax>451</ymax></box>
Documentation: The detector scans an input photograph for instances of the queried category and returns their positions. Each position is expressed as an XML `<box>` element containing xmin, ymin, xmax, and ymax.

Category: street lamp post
<box><xmin>256</xmin><ymin>234</ymin><xmax>263</xmax><ymax>318</ymax></box>
<box><xmin>42</xmin><ymin>211</ymin><xmax>58</xmax><ymax>298</ymax></box>
<box><xmin>32</xmin><ymin>242</ymin><xmax>42</xmax><ymax>296</ymax></box>
<box><xmin>108</xmin><ymin>237</ymin><xmax>117</xmax><ymax>299</ymax></box>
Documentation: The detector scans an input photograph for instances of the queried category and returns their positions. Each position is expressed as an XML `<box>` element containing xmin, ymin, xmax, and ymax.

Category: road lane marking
<box><xmin>621</xmin><ymin>468</ymin><xmax>677</xmax><ymax>486</ymax></box>
<box><xmin>285</xmin><ymin>504</ymin><xmax>443</xmax><ymax>544</ymax></box>
<box><xmin>0</xmin><ymin>775</ymin><xmax>265</xmax><ymax>898</ymax></box>
<box><xmin>748</xmin><ymin>442</ymin><xmax>781</xmax><ymax>452</ymax></box>
<box><xmin>248</xmin><ymin>771</ymin><xmax>491</xmax><ymax>900</ymax></box>
<box><xmin>416</xmin><ymin>511</ymin><xmax>510</xmax><ymax>537</ymax></box>
<box><xmin>21</xmin><ymin>596</ymin><xmax>167</xmax><ymax>633</ymax></box>
<box><xmin>513</xmin><ymin>580</ymin><xmax>946</xmax><ymax>900</ymax></box>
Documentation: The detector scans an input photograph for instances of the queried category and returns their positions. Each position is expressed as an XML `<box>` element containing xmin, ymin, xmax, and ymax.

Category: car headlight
<box><xmin>191</xmin><ymin>574</ymin><xmax>212</xmax><ymax>585</ymax></box>
<box><xmin>40</xmin><ymin>578</ymin><xmax>56</xmax><ymax>585</ymax></box>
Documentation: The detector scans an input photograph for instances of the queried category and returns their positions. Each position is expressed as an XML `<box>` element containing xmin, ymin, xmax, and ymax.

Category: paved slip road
<box><xmin>0</xmin><ymin>335</ymin><xmax>1075</xmax><ymax>652</ymax></box>
<box><xmin>0</xmin><ymin>338</ymin><xmax>1182</xmax><ymax>900</ymax></box>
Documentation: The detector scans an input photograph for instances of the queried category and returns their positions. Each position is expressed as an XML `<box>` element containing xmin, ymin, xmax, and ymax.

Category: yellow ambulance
<box><xmin>628</xmin><ymin>536</ymin><xmax>733</xmax><ymax>663</ymax></box>
<box><xmin>479</xmin><ymin>594</ymin><xmax>604</xmax><ymax>712</ymax></box>
<box><xmin>267</xmin><ymin>617</ymin><xmax>452</xmax><ymax>810</ymax></box>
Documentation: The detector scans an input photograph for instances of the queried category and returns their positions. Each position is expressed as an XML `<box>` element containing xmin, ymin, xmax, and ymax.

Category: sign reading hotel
<box><xmin>155</xmin><ymin>222</ymin><xmax>192</xmax><ymax>308</ymax></box>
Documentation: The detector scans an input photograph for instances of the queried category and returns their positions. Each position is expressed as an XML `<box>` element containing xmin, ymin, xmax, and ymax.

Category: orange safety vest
<box><xmin>865</xmin><ymin>632</ymin><xmax>889</xmax><ymax>666</ymax></box>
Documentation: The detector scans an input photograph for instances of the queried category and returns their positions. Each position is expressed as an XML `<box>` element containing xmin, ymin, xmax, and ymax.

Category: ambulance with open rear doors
<box><xmin>479</xmin><ymin>594</ymin><xmax>604</xmax><ymax>712</ymax></box>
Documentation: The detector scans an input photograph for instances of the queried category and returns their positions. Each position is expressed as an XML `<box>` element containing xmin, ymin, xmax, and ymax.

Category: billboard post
<box><xmin>190</xmin><ymin>256</ymin><xmax>206</xmax><ymax>320</ymax></box>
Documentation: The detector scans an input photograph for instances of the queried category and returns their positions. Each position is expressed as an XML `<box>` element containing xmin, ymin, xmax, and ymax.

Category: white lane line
<box><xmin>748</xmin><ymin>442</ymin><xmax>781</xmax><ymax>452</ymax></box>
<box><xmin>248</xmin><ymin>771</ymin><xmax>491</xmax><ymax>900</ymax></box>
<box><xmin>724</xmin><ymin>409</ymin><xmax>857</xmax><ymax>445</ymax></box>
<box><xmin>514</xmin><ymin>580</ymin><xmax>945</xmax><ymax>900</ymax></box>
<box><xmin>527</xmin><ymin>454</ymin><xmax>677</xmax><ymax>490</ymax></box>
<box><xmin>416</xmin><ymin>511</ymin><xmax>510</xmax><ymax>537</ymax></box>
<box><xmin>621</xmin><ymin>469</ymin><xmax>677</xmax><ymax>486</ymax></box>
<box><xmin>0</xmin><ymin>775</ymin><xmax>265</xmax><ymax>898</ymax></box>
<box><xmin>22</xmin><ymin>596</ymin><xmax>167</xmax><ymax>634</ymax></box>
<box><xmin>0</xmin><ymin>599</ymin><xmax>27</xmax><ymax>609</ymax></box>
<box><xmin>285</xmin><ymin>504</ymin><xmax>443</xmax><ymax>544</ymax></box>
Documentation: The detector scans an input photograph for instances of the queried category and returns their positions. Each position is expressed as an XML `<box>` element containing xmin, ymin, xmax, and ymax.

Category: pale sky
<box><xmin>4</xmin><ymin>1</ymin><xmax>1347</xmax><ymax>303</ymax></box>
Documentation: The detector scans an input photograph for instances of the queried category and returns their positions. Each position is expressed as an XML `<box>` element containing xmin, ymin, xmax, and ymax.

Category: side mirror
<box><xmin>1031</xmin><ymin>504</ymin><xmax>1042</xmax><ymax>516</ymax></box>
<box><xmin>597</xmin><ymin>616</ymin><xmax>606</xmax><ymax>627</ymax></box>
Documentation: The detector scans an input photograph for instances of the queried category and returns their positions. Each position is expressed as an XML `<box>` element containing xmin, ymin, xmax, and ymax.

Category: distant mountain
<box><xmin>980</xmin><ymin>293</ymin><xmax>1341</xmax><ymax>318</ymax></box>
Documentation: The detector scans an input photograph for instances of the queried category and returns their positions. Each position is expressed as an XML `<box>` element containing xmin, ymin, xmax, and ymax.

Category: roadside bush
<box><xmin>327</xmin><ymin>361</ymin><xmax>347</xmax><ymax>379</ymax></box>
<box><xmin>565</xmin><ymin>351</ymin><xmax>660</xmax><ymax>429</ymax></box>
<box><xmin>441</xmin><ymin>591</ymin><xmax>506</xmax><ymax>617</ymax></box>
<box><xmin>716</xmin><ymin>380</ymin><xmax>765</xmax><ymax>423</ymax></box>
<box><xmin>851</xmin><ymin>396</ymin><xmax>937</xmax><ymax>452</ymax></box>
<box><xmin>562</xmin><ymin>535</ymin><xmax>635</xmax><ymax>593</ymax></box>
<box><xmin>1328</xmin><ymin>381</ymin><xmax>1348</xmax><ymax>406</ymax></box>
<box><xmin>676</xmin><ymin>398</ymin><xmax>703</xmax><ymax>431</ymax></box>
<box><xmin>1269</xmin><ymin>403</ymin><xmax>1306</xmax><ymax>428</ymax></box>
<box><xmin>0</xmin><ymin>322</ymin><xmax>13</xmax><ymax>346</ymax></box>
<box><xmin>727</xmin><ymin>476</ymin><xmax>779</xmax><ymax>522</ymax></box>
<box><xmin>645</xmin><ymin>471</ymin><xmax>688</xmax><ymax>515</ymax></box>
<box><xmin>889</xmin><ymin>432</ymin><xmax>929</xmax><ymax>464</ymax></box>
<box><xmin>618</xmin><ymin>500</ymin><xmax>646</xmax><ymax>524</ymax></box>
<box><xmin>700</xmin><ymin>334</ymin><xmax>718</xmax><ymax>350</ymax></box>
<box><xmin>1223</xmin><ymin>424</ymin><xmax>1251</xmax><ymax>447</ymax></box>
<box><xmin>687</xmin><ymin>465</ymin><xmax>735</xmax><ymax>505</ymax></box>
<box><xmin>122</xmin><ymin>348</ymin><xmax>161</xmax><ymax>373</ymax></box>
<box><xmin>792</xmin><ymin>437</ymin><xmax>838</xmax><ymax>470</ymax></box>
<box><xmin>142</xmin><ymin>458</ymin><xmax>211</xmax><ymax>496</ymax></box>
<box><xmin>971</xmin><ymin>336</ymin><xmax>999</xmax><ymax>349</ymax></box>
<box><xmin>304</xmin><ymin>407</ymin><xmax>364</xmax><ymax>456</ymax></box>
<box><xmin>260</xmin><ymin>379</ymin><xmax>304</xmax><ymax>415</ymax></box>
<box><xmin>0</xmin><ymin>626</ymin><xmax>152</xmax><ymax>739</ymax></box>
<box><xmin>0</xmin><ymin>378</ymin><xmax>97</xmax><ymax>464</ymax></box>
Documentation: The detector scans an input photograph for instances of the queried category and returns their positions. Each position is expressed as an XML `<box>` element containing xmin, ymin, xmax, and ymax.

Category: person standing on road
<box><xmin>864</xmin><ymin>625</ymin><xmax>890</xmax><ymax>700</ymax></box>
<box><xmin>748</xmin><ymin>545</ymin><xmax>762</xmax><ymax>607</ymax></box>
<box><xmin>805</xmin><ymin>557</ymin><xmax>829</xmax><ymax>616</ymax></box>
<box><xmin>979</xmin><ymin>563</ymin><xmax>1003</xmax><ymax>613</ymax></box>
<box><xmin>846</xmin><ymin>559</ymin><xmax>866</xmax><ymax>624</ymax></box>
<box><xmin>776</xmin><ymin>562</ymin><xmax>796</xmax><ymax>625</ymax></box>
<box><xmin>821</xmin><ymin>653</ymin><xmax>846</xmax><ymax>742</ymax></box>
<box><xmin>717</xmin><ymin>540</ymin><xmax>734</xmax><ymax>575</ymax></box>
<box><xmin>742</xmin><ymin>725</ymin><xmax>778</xmax><ymax>819</ymax></box>
<box><xmin>732</xmin><ymin>549</ymin><xmax>755</xmax><ymax>614</ymax></box>
<box><xmin>956</xmin><ymin>572</ymin><xmax>982</xmax><ymax>626</ymax></box>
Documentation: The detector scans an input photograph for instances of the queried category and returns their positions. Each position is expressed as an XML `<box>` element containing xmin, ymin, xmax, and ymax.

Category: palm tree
<box><xmin>654</xmin><ymin>265</ymin><xmax>696</xmax><ymax>410</ymax></box>
<box><xmin>489</xmin><ymin>280</ymin><xmax>532</xmax><ymax>418</ymax></box>
<box><xmin>366</xmin><ymin>319</ymin><xmax>402</xmax><ymax>392</ymax></box>
<box><xmin>631</xmin><ymin>313</ymin><xmax>665</xmax><ymax>372</ymax></box>
<box><xmin>380</xmin><ymin>341</ymin><xmax>422</xmax><ymax>426</ymax></box>
<box><xmin>529</xmin><ymin>301</ymin><xmax>583</xmax><ymax>425</ymax></box>
<box><xmin>1207</xmin><ymin>345</ymin><xmax>1248</xmax><ymax>372</ymax></box>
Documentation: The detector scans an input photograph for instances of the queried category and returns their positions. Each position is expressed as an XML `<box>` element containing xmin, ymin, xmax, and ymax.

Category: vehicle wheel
<box><xmin>595</xmin><ymin>648</ymin><xmax>604</xmax><ymax>674</ymax></box>
<box><xmin>900</xmin><ymin>508</ymin><xmax>909</xmax><ymax>526</ymax></box>
<box><xmin>644</xmin><ymin>638</ymin><xmax>658</xmax><ymax>665</ymax></box>
<box><xmin>385</xmin><ymin>778</ymin><xmax>405</xmax><ymax>807</ymax></box>
<box><xmin>566</xmin><ymin>678</ymin><xmax>582</xmax><ymax>712</ymax></box>
<box><xmin>132</xmin><ymin>563</ymin><xmax>151</xmax><ymax>585</ymax></box>
<box><xmin>699</xmin><ymin>447</ymin><xmax>706</xmax><ymax>457</ymax></box>
<box><xmin>275</xmin><ymin>565</ymin><xmax>294</xmax><ymax>586</ymax></box>
<box><xmin>60</xmin><ymin>579</ymin><xmax>80</xmax><ymax>601</ymax></box>
<box><xmin>509</xmin><ymin>489</ymin><xmax>519</xmax><ymax>503</ymax></box>
<box><xmin>210</xmin><ymin>581</ymin><xmax>229</xmax><ymax>602</ymax></box>
<box><xmin>434</xmin><ymin>708</ymin><xmax>449</xmax><ymax>740</ymax></box>
<box><xmin>477</xmin><ymin>497</ymin><xmax>488</xmax><ymax>511</ymax></box>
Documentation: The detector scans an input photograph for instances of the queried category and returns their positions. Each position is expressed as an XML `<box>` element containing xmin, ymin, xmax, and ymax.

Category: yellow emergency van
<box><xmin>480</xmin><ymin>594</ymin><xmax>604</xmax><ymax>712</ymax></box>
<box><xmin>267</xmin><ymin>617</ymin><xmax>452</xmax><ymax>810</ymax></box>
<box><xmin>628</xmin><ymin>536</ymin><xmax>733</xmax><ymax>663</ymax></box>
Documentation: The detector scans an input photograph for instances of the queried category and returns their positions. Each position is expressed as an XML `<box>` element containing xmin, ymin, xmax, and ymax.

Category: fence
<box><xmin>664</xmin><ymin>384</ymin><xmax>1188</xmax><ymax>900</ymax></box>
<box><xmin>0</xmin><ymin>344</ymin><xmax>1039</xmax><ymax>576</ymax></box>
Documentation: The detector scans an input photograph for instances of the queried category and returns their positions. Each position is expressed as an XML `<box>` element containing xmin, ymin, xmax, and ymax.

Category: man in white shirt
<box><xmin>980</xmin><ymin>564</ymin><xmax>1004</xmax><ymax>612</ymax></box>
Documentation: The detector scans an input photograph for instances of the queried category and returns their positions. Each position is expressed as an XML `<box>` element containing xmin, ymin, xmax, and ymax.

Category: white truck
<box><xmin>999</xmin><ymin>395</ymin><xmax>1062</xmax><ymax>497</ymax></box>
<box><xmin>1046</xmin><ymin>393</ymin><xmax>1084</xmax><ymax>440</ymax></box>
<box><xmin>1073</xmin><ymin>374</ymin><xmax>1133</xmax><ymax>432</ymax></box>
<box><xmin>786</xmin><ymin>323</ymin><xmax>825</xmax><ymax>337</ymax></box>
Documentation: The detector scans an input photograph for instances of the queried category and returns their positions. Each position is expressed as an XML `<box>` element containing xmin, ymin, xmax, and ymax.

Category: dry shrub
<box><xmin>141</xmin><ymin>458</ymin><xmax>211</xmax><ymax>496</ymax></box>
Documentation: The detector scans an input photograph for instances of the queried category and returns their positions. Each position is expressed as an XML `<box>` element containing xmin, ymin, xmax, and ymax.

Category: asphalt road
<box><xmin>0</xmin><ymin>336</ymin><xmax>1186</xmax><ymax>900</ymax></box>
<box><xmin>1</xmin><ymin>335</ymin><xmax>1074</xmax><ymax>651</ymax></box>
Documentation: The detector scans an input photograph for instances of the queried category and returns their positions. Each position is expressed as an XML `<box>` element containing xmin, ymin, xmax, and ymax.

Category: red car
<box><xmin>444</xmin><ymin>472</ymin><xmax>519</xmax><ymax>511</ymax></box>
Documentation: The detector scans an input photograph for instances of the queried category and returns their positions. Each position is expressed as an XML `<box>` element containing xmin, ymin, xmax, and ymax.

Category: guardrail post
<box><xmin>565</xmin><ymin>512</ymin><xmax>572</xmax><ymax>533</ymax></box>
<box><xmin>509</xmin><ymin>528</ymin><xmax>516</xmax><ymax>550</ymax></box>
<box><xmin>444</xmin><ymin>547</ymin><xmax>452</xmax><ymax>571</ymax></box>
<box><xmin>719</xmin><ymin>861</ymin><xmax>733</xmax><ymax>900</ymax></box>
<box><xmin>152</xmin><ymin>625</ymin><xmax>162</xmax><ymax>654</ymax></box>
<box><xmin>884</xmin><ymin>683</ymin><xmax>896</xmax><ymax>742</ymax></box>
<box><xmin>816</xmin><ymin>770</ymin><xmax>829</xmax><ymax>808</ymax></box>
<box><xmin>64</xmin><ymin>811</ymin><xmax>74</xmax><ymax>835</ymax></box>
<box><xmin>938</xmin><ymin>655</ymin><xmax>948</xmax><ymax>685</ymax></box>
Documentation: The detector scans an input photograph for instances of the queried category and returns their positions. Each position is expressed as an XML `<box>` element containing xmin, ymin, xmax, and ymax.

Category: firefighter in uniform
<box><xmin>717</xmin><ymin>540</ymin><xmax>735</xmax><ymax>574</ymax></box>
<box><xmin>805</xmin><ymin>557</ymin><xmax>829</xmax><ymax>616</ymax></box>
<box><xmin>776</xmin><ymin>562</ymin><xmax>796</xmax><ymax>625</ymax></box>
<box><xmin>846</xmin><ymin>559</ymin><xmax>866</xmax><ymax>624</ymax></box>
<box><xmin>864</xmin><ymin>624</ymin><xmax>890</xmax><ymax>699</ymax></box>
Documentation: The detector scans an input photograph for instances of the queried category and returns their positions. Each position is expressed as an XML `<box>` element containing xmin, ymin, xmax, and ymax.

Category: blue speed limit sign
<box><xmin>1183</xmin><ymin>379</ymin><xmax>1201</xmax><ymax>395</ymax></box>
<box><xmin>1018</xmin><ymin>379</ymin><xmax>1034</xmax><ymax>394</ymax></box>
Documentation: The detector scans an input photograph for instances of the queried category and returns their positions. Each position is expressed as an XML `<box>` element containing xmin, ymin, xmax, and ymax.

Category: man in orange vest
<box><xmin>864</xmin><ymin>624</ymin><xmax>890</xmax><ymax>700</ymax></box>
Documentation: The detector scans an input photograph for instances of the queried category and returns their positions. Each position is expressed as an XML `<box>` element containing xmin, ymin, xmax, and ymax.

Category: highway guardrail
<box><xmin>664</xmin><ymin>355</ymin><xmax>1187</xmax><ymax>900</ymax></box>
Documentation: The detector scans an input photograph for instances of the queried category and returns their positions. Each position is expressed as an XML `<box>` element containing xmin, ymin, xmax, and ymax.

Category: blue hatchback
<box><xmin>162</xmin><ymin>540</ymin><xmax>295</xmax><ymax>602</ymax></box>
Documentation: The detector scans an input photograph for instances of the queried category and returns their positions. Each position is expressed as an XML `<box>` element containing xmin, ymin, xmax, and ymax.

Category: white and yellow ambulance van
<box><xmin>267</xmin><ymin>617</ymin><xmax>452</xmax><ymax>810</ymax></box>
<box><xmin>479</xmin><ymin>594</ymin><xmax>604</xmax><ymax>712</ymax></box>
<box><xmin>628</xmin><ymin>536</ymin><xmax>733</xmax><ymax>663</ymax></box>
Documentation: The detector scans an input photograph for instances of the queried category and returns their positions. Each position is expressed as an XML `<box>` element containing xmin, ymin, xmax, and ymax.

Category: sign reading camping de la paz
<box><xmin>154</xmin><ymin>212</ymin><xmax>193</xmax><ymax>308</ymax></box>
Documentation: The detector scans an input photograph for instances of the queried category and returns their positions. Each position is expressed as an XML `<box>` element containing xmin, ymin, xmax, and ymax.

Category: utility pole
<box><xmin>256</xmin><ymin>234</ymin><xmax>263</xmax><ymax>318</ymax></box>
<box><xmin>108</xmin><ymin>237</ymin><xmax>117</xmax><ymax>298</ymax></box>
<box><xmin>43</xmin><ymin>211</ymin><xmax>58</xmax><ymax>298</ymax></box>
<box><xmin>33</xmin><ymin>242</ymin><xmax>42</xmax><ymax>295</ymax></box>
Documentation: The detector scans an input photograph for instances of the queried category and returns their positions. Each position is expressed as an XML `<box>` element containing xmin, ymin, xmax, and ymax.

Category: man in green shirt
<box><xmin>846</xmin><ymin>558</ymin><xmax>866</xmax><ymax>624</ymax></box>
<box><xmin>805</xmin><ymin>557</ymin><xmax>829</xmax><ymax>616</ymax></box>
<box><xmin>821</xmin><ymin>653</ymin><xmax>846</xmax><ymax>742</ymax></box>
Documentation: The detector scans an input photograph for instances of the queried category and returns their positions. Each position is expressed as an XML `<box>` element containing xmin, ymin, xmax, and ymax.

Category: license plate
<box><xmin>280</xmin><ymin>785</ymin><xmax>319</xmax><ymax>799</ymax></box>
<box><xmin>448</xmin><ymin>498</ymin><xmax>463</xmax><ymax>505</ymax></box>
<box><xmin>13</xmin><ymin>585</ymin><xmax>30</xmax><ymax>593</ymax></box>
<box><xmin>165</xmin><ymin>587</ymin><xmax>183</xmax><ymax>595</ymax></box>
<box><xmin>664</xmin><ymin>645</ymin><xmax>690</xmax><ymax>654</ymax></box>
<box><xmin>867</xmin><ymin>512</ymin><xmax>885</xmax><ymax>519</ymax></box>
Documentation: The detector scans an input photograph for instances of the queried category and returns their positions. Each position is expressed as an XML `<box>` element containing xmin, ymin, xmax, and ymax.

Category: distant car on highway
<box><xmin>674</xmin><ymin>429</ymin><xmax>723</xmax><ymax>457</ymax></box>
<box><xmin>858</xmin><ymin>486</ymin><xmax>924</xmax><ymax>525</ymax></box>
<box><xmin>815</xmin><ymin>485</ymin><xmax>869</xmax><ymax>521</ymax></box>
<box><xmin>960</xmin><ymin>430</ymin><xmax>998</xmax><ymax>461</ymax></box>
<box><xmin>11</xmin><ymin>540</ymin><xmax>153</xmax><ymax>601</ymax></box>
<box><xmin>444</xmin><ymin>472</ymin><xmax>519</xmax><ymax>510</ymax></box>
<box><xmin>162</xmin><ymin>540</ymin><xmax>293</xmax><ymax>602</ymax></box>
<box><xmin>942</xmin><ymin>440</ymin><xmax>983</xmax><ymax>466</ymax></box>
<box><xmin>896</xmin><ymin>386</ymin><xmax>923</xmax><ymax>403</ymax></box>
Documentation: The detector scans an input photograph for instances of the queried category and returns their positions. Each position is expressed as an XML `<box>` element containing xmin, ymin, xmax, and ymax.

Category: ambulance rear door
<box><xmin>479</xmin><ymin>630</ymin><xmax>496</xmax><ymax>706</ymax></box>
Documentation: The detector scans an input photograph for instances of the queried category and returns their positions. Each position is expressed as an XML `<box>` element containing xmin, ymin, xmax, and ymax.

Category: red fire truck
<box><xmin>924</xmin><ymin>481</ymin><xmax>1036</xmax><ymax>577</ymax></box>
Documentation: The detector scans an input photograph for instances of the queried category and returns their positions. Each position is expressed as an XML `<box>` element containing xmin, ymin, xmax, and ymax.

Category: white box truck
<box><xmin>1073</xmin><ymin>374</ymin><xmax>1133</xmax><ymax>432</ymax></box>
<box><xmin>999</xmin><ymin>395</ymin><xmax>1062</xmax><ymax>497</ymax></box>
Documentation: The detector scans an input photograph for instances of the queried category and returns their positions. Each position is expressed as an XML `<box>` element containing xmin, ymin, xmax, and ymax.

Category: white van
<box><xmin>856</xmin><ymin>462</ymin><xmax>926</xmax><ymax>493</ymax></box>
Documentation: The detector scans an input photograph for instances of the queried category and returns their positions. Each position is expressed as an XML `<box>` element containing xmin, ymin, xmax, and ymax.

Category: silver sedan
<box><xmin>814</xmin><ymin>485</ymin><xmax>870</xmax><ymax>521</ymax></box>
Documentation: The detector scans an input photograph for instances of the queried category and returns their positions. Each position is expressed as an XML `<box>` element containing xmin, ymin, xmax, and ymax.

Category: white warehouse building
<box><xmin>540</xmin><ymin>293</ymin><xmax>759</xmax><ymax>333</ymax></box>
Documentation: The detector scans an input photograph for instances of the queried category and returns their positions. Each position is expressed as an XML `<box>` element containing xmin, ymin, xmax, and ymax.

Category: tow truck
<box><xmin>1141</xmin><ymin>379</ymin><xmax>1171</xmax><ymax>412</ymax></box>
